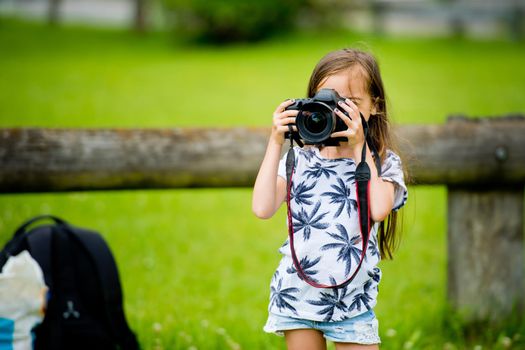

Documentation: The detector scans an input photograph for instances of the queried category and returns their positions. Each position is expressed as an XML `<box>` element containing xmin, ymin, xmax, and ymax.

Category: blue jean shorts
<box><xmin>263</xmin><ymin>310</ymin><xmax>381</xmax><ymax>345</ymax></box>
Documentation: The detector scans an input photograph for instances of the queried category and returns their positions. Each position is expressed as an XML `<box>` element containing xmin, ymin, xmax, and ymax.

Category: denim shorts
<box><xmin>263</xmin><ymin>310</ymin><xmax>381</xmax><ymax>344</ymax></box>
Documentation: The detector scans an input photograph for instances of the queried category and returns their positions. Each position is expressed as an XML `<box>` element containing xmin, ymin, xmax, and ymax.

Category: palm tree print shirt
<box><xmin>269</xmin><ymin>146</ymin><xmax>407</xmax><ymax>322</ymax></box>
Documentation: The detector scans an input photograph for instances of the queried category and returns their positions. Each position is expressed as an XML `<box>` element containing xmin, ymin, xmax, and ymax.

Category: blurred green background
<box><xmin>1</xmin><ymin>1</ymin><xmax>525</xmax><ymax>348</ymax></box>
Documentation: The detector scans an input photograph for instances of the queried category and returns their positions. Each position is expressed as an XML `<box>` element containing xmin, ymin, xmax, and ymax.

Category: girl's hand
<box><xmin>331</xmin><ymin>98</ymin><xmax>365</xmax><ymax>152</ymax></box>
<box><xmin>270</xmin><ymin>99</ymin><xmax>299</xmax><ymax>145</ymax></box>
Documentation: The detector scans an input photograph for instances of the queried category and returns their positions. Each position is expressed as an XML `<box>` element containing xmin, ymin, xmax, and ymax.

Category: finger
<box><xmin>334</xmin><ymin>107</ymin><xmax>353</xmax><ymax>126</ymax></box>
<box><xmin>274</xmin><ymin>109</ymin><xmax>299</xmax><ymax>119</ymax></box>
<box><xmin>274</xmin><ymin>117</ymin><xmax>297</xmax><ymax>126</ymax></box>
<box><xmin>330</xmin><ymin>130</ymin><xmax>351</xmax><ymax>139</ymax></box>
<box><xmin>274</xmin><ymin>99</ymin><xmax>296</xmax><ymax>114</ymax></box>
<box><xmin>340</xmin><ymin>98</ymin><xmax>361</xmax><ymax>118</ymax></box>
<box><xmin>344</xmin><ymin>98</ymin><xmax>359</xmax><ymax>111</ymax></box>
<box><xmin>351</xmin><ymin>115</ymin><xmax>363</xmax><ymax>131</ymax></box>
<box><xmin>337</xmin><ymin>99</ymin><xmax>357</xmax><ymax>112</ymax></box>
<box><xmin>277</xmin><ymin>125</ymin><xmax>297</xmax><ymax>133</ymax></box>
<box><xmin>349</xmin><ymin>101</ymin><xmax>364</xmax><ymax>121</ymax></box>
<box><xmin>337</xmin><ymin>99</ymin><xmax>359</xmax><ymax>119</ymax></box>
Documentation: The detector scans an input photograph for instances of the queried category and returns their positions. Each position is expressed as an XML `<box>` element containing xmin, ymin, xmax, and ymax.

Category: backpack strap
<box><xmin>0</xmin><ymin>233</ymin><xmax>25</xmax><ymax>269</ymax></box>
<box><xmin>0</xmin><ymin>214</ymin><xmax>66</xmax><ymax>274</ymax></box>
<box><xmin>0</xmin><ymin>215</ymin><xmax>58</xmax><ymax>268</ymax></box>
<box><xmin>70</xmin><ymin>228</ymin><xmax>139</xmax><ymax>349</ymax></box>
<box><xmin>14</xmin><ymin>215</ymin><xmax>66</xmax><ymax>238</ymax></box>
<box><xmin>26</xmin><ymin>226</ymin><xmax>54</xmax><ymax>289</ymax></box>
<box><xmin>0</xmin><ymin>216</ymin><xmax>57</xmax><ymax>288</ymax></box>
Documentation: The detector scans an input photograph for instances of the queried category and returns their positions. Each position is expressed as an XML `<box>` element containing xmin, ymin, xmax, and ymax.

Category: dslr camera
<box><xmin>285</xmin><ymin>88</ymin><xmax>349</xmax><ymax>145</ymax></box>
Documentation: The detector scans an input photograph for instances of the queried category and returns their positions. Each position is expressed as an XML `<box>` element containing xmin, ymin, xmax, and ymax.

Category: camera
<box><xmin>285</xmin><ymin>88</ymin><xmax>348</xmax><ymax>145</ymax></box>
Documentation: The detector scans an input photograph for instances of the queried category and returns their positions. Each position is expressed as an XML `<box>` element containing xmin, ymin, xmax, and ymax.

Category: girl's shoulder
<box><xmin>383</xmin><ymin>149</ymin><xmax>402</xmax><ymax>162</ymax></box>
<box><xmin>381</xmin><ymin>149</ymin><xmax>407</xmax><ymax>187</ymax></box>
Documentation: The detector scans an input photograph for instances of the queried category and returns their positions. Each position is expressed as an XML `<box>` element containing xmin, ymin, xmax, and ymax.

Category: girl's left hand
<box><xmin>331</xmin><ymin>98</ymin><xmax>365</xmax><ymax>151</ymax></box>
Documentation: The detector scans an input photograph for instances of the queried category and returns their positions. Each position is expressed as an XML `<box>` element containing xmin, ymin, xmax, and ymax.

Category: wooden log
<box><xmin>448</xmin><ymin>187</ymin><xmax>524</xmax><ymax>322</ymax></box>
<box><xmin>0</xmin><ymin>128</ymin><xmax>270</xmax><ymax>192</ymax></box>
<box><xmin>0</xmin><ymin>116</ymin><xmax>524</xmax><ymax>192</ymax></box>
<box><xmin>399</xmin><ymin>115</ymin><xmax>525</xmax><ymax>186</ymax></box>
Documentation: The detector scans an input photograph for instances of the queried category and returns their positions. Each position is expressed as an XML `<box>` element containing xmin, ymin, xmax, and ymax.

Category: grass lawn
<box><xmin>0</xmin><ymin>18</ymin><xmax>524</xmax><ymax>349</ymax></box>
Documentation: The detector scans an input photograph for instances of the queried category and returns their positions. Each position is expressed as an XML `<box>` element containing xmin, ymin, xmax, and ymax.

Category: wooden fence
<box><xmin>1</xmin><ymin>116</ymin><xmax>524</xmax><ymax>323</ymax></box>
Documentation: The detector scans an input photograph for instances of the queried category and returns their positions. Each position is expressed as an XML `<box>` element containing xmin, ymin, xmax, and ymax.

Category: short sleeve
<box><xmin>277</xmin><ymin>146</ymin><xmax>300</xmax><ymax>180</ymax></box>
<box><xmin>381</xmin><ymin>150</ymin><xmax>408</xmax><ymax>211</ymax></box>
<box><xmin>277</xmin><ymin>151</ymin><xmax>287</xmax><ymax>180</ymax></box>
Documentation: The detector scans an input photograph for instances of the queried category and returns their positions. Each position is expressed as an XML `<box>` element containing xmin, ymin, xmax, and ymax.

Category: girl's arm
<box><xmin>252</xmin><ymin>140</ymin><xmax>287</xmax><ymax>219</ymax></box>
<box><xmin>354</xmin><ymin>145</ymin><xmax>395</xmax><ymax>222</ymax></box>
<box><xmin>330</xmin><ymin>99</ymin><xmax>395</xmax><ymax>222</ymax></box>
<box><xmin>252</xmin><ymin>100</ymin><xmax>298</xmax><ymax>219</ymax></box>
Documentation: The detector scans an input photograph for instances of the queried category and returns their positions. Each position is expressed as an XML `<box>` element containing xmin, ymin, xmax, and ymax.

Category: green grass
<box><xmin>1</xmin><ymin>18</ymin><xmax>524</xmax><ymax>128</ymax></box>
<box><xmin>1</xmin><ymin>18</ymin><xmax>524</xmax><ymax>349</ymax></box>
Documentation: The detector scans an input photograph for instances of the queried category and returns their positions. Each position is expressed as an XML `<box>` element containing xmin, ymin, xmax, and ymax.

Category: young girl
<box><xmin>252</xmin><ymin>48</ymin><xmax>407</xmax><ymax>350</ymax></box>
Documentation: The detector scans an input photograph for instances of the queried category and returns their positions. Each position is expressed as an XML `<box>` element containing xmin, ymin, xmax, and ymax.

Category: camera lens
<box><xmin>303</xmin><ymin>111</ymin><xmax>328</xmax><ymax>134</ymax></box>
<box><xmin>296</xmin><ymin>102</ymin><xmax>334</xmax><ymax>144</ymax></box>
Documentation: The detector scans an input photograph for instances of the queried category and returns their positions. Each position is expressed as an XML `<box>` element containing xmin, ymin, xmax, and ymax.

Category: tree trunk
<box><xmin>48</xmin><ymin>0</ymin><xmax>62</xmax><ymax>25</ymax></box>
<box><xmin>133</xmin><ymin>0</ymin><xmax>147</xmax><ymax>32</ymax></box>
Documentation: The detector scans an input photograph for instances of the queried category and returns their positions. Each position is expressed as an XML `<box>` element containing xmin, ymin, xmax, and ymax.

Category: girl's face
<box><xmin>317</xmin><ymin>66</ymin><xmax>376</xmax><ymax>121</ymax></box>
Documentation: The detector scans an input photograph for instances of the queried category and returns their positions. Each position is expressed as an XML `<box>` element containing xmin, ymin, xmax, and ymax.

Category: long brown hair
<box><xmin>307</xmin><ymin>48</ymin><xmax>404</xmax><ymax>259</ymax></box>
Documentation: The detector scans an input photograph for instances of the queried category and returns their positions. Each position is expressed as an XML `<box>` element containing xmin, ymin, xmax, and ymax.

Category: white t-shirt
<box><xmin>268</xmin><ymin>146</ymin><xmax>408</xmax><ymax>322</ymax></box>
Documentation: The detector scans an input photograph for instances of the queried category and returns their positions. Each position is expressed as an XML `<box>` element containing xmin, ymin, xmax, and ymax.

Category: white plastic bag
<box><xmin>0</xmin><ymin>251</ymin><xmax>47</xmax><ymax>350</ymax></box>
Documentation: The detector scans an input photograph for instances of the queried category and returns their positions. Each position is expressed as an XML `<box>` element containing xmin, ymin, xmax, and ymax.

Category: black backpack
<box><xmin>0</xmin><ymin>215</ymin><xmax>139</xmax><ymax>350</ymax></box>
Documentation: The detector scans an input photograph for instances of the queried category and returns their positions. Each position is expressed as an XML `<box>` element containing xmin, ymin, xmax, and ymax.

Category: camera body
<box><xmin>285</xmin><ymin>88</ymin><xmax>348</xmax><ymax>145</ymax></box>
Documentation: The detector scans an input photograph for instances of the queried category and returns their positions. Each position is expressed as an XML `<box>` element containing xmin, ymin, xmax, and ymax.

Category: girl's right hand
<box><xmin>270</xmin><ymin>99</ymin><xmax>298</xmax><ymax>145</ymax></box>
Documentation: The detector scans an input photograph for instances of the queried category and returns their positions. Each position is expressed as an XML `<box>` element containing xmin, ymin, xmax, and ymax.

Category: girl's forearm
<box><xmin>353</xmin><ymin>145</ymin><xmax>395</xmax><ymax>222</ymax></box>
<box><xmin>252</xmin><ymin>139</ymin><xmax>284</xmax><ymax>219</ymax></box>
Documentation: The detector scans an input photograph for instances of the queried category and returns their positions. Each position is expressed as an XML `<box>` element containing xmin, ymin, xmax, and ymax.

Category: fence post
<box><xmin>446</xmin><ymin>119</ymin><xmax>525</xmax><ymax>322</ymax></box>
<box><xmin>448</xmin><ymin>188</ymin><xmax>524</xmax><ymax>321</ymax></box>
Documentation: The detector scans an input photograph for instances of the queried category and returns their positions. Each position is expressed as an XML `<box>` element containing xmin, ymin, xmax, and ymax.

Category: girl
<box><xmin>252</xmin><ymin>48</ymin><xmax>407</xmax><ymax>350</ymax></box>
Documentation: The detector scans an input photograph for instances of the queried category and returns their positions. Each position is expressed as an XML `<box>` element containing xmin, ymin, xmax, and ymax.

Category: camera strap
<box><xmin>285</xmin><ymin>115</ymin><xmax>380</xmax><ymax>289</ymax></box>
